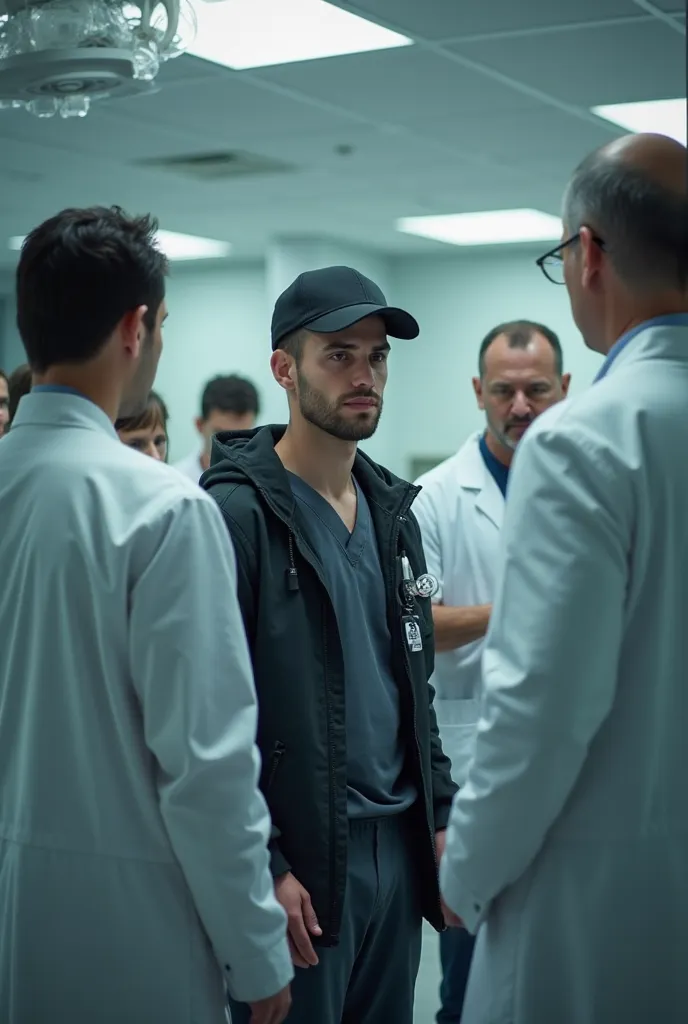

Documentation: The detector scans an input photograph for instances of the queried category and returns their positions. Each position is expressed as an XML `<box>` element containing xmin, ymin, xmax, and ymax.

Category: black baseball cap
<box><xmin>271</xmin><ymin>265</ymin><xmax>419</xmax><ymax>350</ymax></box>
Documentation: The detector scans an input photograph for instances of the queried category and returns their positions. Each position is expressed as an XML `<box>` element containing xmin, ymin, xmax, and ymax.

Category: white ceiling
<box><xmin>0</xmin><ymin>0</ymin><xmax>684</xmax><ymax>268</ymax></box>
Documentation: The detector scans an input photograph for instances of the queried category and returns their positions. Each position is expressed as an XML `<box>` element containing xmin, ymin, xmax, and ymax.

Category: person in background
<box><xmin>0</xmin><ymin>369</ymin><xmax>8</xmax><ymax>437</ymax></box>
<box><xmin>440</xmin><ymin>134</ymin><xmax>688</xmax><ymax>1023</ymax></box>
<box><xmin>0</xmin><ymin>205</ymin><xmax>292</xmax><ymax>1024</ymax></box>
<box><xmin>174</xmin><ymin>373</ymin><xmax>260</xmax><ymax>482</ymax></box>
<box><xmin>203</xmin><ymin>266</ymin><xmax>457</xmax><ymax>1024</ymax></box>
<box><xmin>413</xmin><ymin>320</ymin><xmax>570</xmax><ymax>1023</ymax></box>
<box><xmin>7</xmin><ymin>362</ymin><xmax>33</xmax><ymax>428</ymax></box>
<box><xmin>116</xmin><ymin>389</ymin><xmax>169</xmax><ymax>461</ymax></box>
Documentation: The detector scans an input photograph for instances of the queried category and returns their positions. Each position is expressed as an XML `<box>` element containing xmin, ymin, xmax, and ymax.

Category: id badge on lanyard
<box><xmin>399</xmin><ymin>553</ymin><xmax>439</xmax><ymax>654</ymax></box>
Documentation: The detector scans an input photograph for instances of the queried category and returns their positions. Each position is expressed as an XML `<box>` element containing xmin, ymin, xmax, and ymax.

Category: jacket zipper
<box><xmin>390</xmin><ymin>504</ymin><xmax>442</xmax><ymax>920</ymax></box>
<box><xmin>266</xmin><ymin>741</ymin><xmax>286</xmax><ymax>791</ymax></box>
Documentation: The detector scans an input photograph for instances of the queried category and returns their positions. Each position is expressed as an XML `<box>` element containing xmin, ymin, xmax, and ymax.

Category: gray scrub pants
<box><xmin>228</xmin><ymin>814</ymin><xmax>423</xmax><ymax>1024</ymax></box>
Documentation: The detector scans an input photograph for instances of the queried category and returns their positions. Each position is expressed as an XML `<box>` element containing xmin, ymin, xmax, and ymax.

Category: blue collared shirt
<box><xmin>479</xmin><ymin>433</ymin><xmax>510</xmax><ymax>498</ymax></box>
<box><xmin>595</xmin><ymin>313</ymin><xmax>688</xmax><ymax>382</ymax></box>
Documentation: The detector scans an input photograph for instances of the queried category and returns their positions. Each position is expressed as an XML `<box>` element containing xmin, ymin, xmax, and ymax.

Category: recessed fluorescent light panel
<box><xmin>592</xmin><ymin>99</ymin><xmax>687</xmax><ymax>145</ymax></box>
<box><xmin>8</xmin><ymin>230</ymin><xmax>231</xmax><ymax>262</ymax></box>
<box><xmin>187</xmin><ymin>0</ymin><xmax>411</xmax><ymax>71</ymax></box>
<box><xmin>397</xmin><ymin>209</ymin><xmax>562</xmax><ymax>247</ymax></box>
<box><xmin>154</xmin><ymin>230</ymin><xmax>232</xmax><ymax>261</ymax></box>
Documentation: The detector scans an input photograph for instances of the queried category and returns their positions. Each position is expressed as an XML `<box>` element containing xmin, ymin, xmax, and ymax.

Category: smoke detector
<box><xmin>0</xmin><ymin>0</ymin><xmax>207</xmax><ymax>118</ymax></box>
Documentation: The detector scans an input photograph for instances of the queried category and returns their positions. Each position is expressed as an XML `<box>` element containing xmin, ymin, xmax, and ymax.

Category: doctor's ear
<box><xmin>119</xmin><ymin>305</ymin><xmax>147</xmax><ymax>360</ymax></box>
<box><xmin>271</xmin><ymin>349</ymin><xmax>297</xmax><ymax>393</ymax></box>
<box><xmin>472</xmin><ymin>376</ymin><xmax>485</xmax><ymax>410</ymax></box>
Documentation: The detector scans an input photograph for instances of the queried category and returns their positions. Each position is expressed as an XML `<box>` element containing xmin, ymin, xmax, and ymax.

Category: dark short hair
<box><xmin>563</xmin><ymin>154</ymin><xmax>688</xmax><ymax>291</ymax></box>
<box><xmin>7</xmin><ymin>363</ymin><xmax>32</xmax><ymax>424</ymax></box>
<box><xmin>478</xmin><ymin>320</ymin><xmax>563</xmax><ymax>377</ymax></box>
<box><xmin>200</xmin><ymin>374</ymin><xmax>260</xmax><ymax>420</ymax></box>
<box><xmin>115</xmin><ymin>390</ymin><xmax>169</xmax><ymax>435</ymax></box>
<box><xmin>16</xmin><ymin>206</ymin><xmax>168</xmax><ymax>374</ymax></box>
<box><xmin>277</xmin><ymin>327</ymin><xmax>307</xmax><ymax>365</ymax></box>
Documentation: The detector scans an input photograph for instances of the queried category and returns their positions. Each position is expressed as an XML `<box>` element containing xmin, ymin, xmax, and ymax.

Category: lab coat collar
<box><xmin>596</xmin><ymin>315</ymin><xmax>688</xmax><ymax>382</ymax></box>
<box><xmin>454</xmin><ymin>432</ymin><xmax>504</xmax><ymax>529</ymax></box>
<box><xmin>11</xmin><ymin>389</ymin><xmax>117</xmax><ymax>439</ymax></box>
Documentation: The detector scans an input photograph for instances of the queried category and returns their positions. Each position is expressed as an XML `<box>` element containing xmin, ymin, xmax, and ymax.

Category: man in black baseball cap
<box><xmin>271</xmin><ymin>265</ymin><xmax>419</xmax><ymax>349</ymax></box>
<box><xmin>203</xmin><ymin>266</ymin><xmax>456</xmax><ymax>1024</ymax></box>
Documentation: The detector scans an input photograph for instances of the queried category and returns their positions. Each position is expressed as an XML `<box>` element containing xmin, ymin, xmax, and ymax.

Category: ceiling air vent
<box><xmin>134</xmin><ymin>150</ymin><xmax>296</xmax><ymax>181</ymax></box>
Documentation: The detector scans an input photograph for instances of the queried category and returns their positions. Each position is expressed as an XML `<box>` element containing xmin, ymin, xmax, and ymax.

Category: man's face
<box><xmin>118</xmin><ymin>301</ymin><xmax>166</xmax><ymax>419</ymax></box>
<box><xmin>197</xmin><ymin>409</ymin><xmax>256</xmax><ymax>451</ymax></box>
<box><xmin>293</xmin><ymin>315</ymin><xmax>389</xmax><ymax>442</ymax></box>
<box><xmin>473</xmin><ymin>333</ymin><xmax>570</xmax><ymax>452</ymax></box>
<box><xmin>0</xmin><ymin>376</ymin><xmax>8</xmax><ymax>437</ymax></box>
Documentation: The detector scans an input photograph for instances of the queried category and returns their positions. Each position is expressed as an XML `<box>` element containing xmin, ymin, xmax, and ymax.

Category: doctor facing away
<box><xmin>0</xmin><ymin>207</ymin><xmax>292</xmax><ymax>1024</ymax></box>
<box><xmin>440</xmin><ymin>133</ymin><xmax>688</xmax><ymax>1023</ymax></box>
<box><xmin>413</xmin><ymin>320</ymin><xmax>569</xmax><ymax>1023</ymax></box>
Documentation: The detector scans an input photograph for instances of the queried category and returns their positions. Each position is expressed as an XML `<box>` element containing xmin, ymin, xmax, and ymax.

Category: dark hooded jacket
<box><xmin>202</xmin><ymin>425</ymin><xmax>457</xmax><ymax>945</ymax></box>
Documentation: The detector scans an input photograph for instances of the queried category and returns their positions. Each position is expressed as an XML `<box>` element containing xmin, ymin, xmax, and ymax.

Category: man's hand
<box><xmin>441</xmin><ymin>898</ymin><xmax>465</xmax><ymax>929</ymax></box>
<box><xmin>249</xmin><ymin>984</ymin><xmax>292</xmax><ymax>1024</ymax></box>
<box><xmin>275</xmin><ymin>872</ymin><xmax>322</xmax><ymax>968</ymax></box>
<box><xmin>435</xmin><ymin>829</ymin><xmax>465</xmax><ymax>928</ymax></box>
<box><xmin>435</xmin><ymin>828</ymin><xmax>447</xmax><ymax>865</ymax></box>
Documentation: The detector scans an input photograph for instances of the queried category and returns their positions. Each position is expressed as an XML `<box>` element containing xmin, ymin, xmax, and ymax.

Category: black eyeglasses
<box><xmin>536</xmin><ymin>233</ymin><xmax>606</xmax><ymax>285</ymax></box>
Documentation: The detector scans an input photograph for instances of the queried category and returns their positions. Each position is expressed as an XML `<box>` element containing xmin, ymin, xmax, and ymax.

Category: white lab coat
<box><xmin>0</xmin><ymin>392</ymin><xmax>292</xmax><ymax>1023</ymax></box>
<box><xmin>440</xmin><ymin>320</ymin><xmax>688</xmax><ymax>1023</ymax></box>
<box><xmin>414</xmin><ymin>435</ymin><xmax>504</xmax><ymax>783</ymax></box>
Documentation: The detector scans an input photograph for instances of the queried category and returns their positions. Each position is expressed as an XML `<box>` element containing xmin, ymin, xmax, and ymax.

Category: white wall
<box><xmin>0</xmin><ymin>290</ymin><xmax>23</xmax><ymax>373</ymax></box>
<box><xmin>385</xmin><ymin>249</ymin><xmax>603</xmax><ymax>478</ymax></box>
<box><xmin>156</xmin><ymin>261</ymin><xmax>273</xmax><ymax>463</ymax></box>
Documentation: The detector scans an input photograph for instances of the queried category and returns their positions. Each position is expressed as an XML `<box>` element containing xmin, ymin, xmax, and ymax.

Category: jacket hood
<box><xmin>201</xmin><ymin>424</ymin><xmax>416</xmax><ymax>523</ymax></box>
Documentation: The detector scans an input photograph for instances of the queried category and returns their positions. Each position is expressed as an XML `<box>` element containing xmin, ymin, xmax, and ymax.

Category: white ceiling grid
<box><xmin>0</xmin><ymin>0</ymin><xmax>684</xmax><ymax>265</ymax></box>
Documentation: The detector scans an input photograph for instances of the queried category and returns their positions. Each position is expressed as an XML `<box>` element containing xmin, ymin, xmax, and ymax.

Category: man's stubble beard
<box><xmin>296</xmin><ymin>367</ymin><xmax>382</xmax><ymax>442</ymax></box>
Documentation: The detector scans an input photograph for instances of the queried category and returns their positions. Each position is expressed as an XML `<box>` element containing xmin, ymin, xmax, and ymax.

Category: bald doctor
<box><xmin>0</xmin><ymin>207</ymin><xmax>292</xmax><ymax>1024</ymax></box>
<box><xmin>440</xmin><ymin>136</ymin><xmax>688</xmax><ymax>1022</ymax></box>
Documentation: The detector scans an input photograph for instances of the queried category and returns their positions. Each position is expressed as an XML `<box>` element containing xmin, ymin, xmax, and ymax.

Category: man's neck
<box><xmin>275</xmin><ymin>418</ymin><xmax>357</xmax><ymax>500</ymax></box>
<box><xmin>33</xmin><ymin>367</ymin><xmax>118</xmax><ymax>422</ymax></box>
<box><xmin>484</xmin><ymin>429</ymin><xmax>514</xmax><ymax>468</ymax></box>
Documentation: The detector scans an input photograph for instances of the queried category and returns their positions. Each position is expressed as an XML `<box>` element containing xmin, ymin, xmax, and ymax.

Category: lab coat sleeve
<box><xmin>440</xmin><ymin>421</ymin><xmax>630</xmax><ymax>932</ymax></box>
<box><xmin>412</xmin><ymin>483</ymin><xmax>445</xmax><ymax>604</ymax></box>
<box><xmin>128</xmin><ymin>493</ymin><xmax>293</xmax><ymax>1004</ymax></box>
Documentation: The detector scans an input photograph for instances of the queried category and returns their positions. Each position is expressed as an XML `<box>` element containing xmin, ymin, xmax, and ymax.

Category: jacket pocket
<box><xmin>265</xmin><ymin>741</ymin><xmax>286</xmax><ymax>792</ymax></box>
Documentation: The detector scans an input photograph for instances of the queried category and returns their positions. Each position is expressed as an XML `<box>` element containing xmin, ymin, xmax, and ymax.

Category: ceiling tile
<box><xmin>449</xmin><ymin>20</ymin><xmax>686</xmax><ymax>107</ymax></box>
<box><xmin>254</xmin><ymin>46</ymin><xmax>537</xmax><ymax>128</ymax></box>
<box><xmin>342</xmin><ymin>0</ymin><xmax>643</xmax><ymax>40</ymax></box>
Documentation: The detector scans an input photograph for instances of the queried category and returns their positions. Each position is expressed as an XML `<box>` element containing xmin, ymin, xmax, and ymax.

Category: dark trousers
<box><xmin>228</xmin><ymin>815</ymin><xmax>422</xmax><ymax>1024</ymax></box>
<box><xmin>436</xmin><ymin>927</ymin><xmax>476</xmax><ymax>1023</ymax></box>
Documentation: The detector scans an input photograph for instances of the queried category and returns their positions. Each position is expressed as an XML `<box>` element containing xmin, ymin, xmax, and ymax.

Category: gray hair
<box><xmin>562</xmin><ymin>152</ymin><xmax>688</xmax><ymax>292</ymax></box>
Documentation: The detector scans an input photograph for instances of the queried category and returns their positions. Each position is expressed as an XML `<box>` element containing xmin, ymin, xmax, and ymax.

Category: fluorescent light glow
<box><xmin>397</xmin><ymin>209</ymin><xmax>563</xmax><ymax>247</ymax></box>
<box><xmin>154</xmin><ymin>230</ymin><xmax>232</xmax><ymax>261</ymax></box>
<box><xmin>187</xmin><ymin>0</ymin><xmax>411</xmax><ymax>71</ymax></box>
<box><xmin>592</xmin><ymin>99</ymin><xmax>687</xmax><ymax>145</ymax></box>
<box><xmin>8</xmin><ymin>230</ymin><xmax>232</xmax><ymax>261</ymax></box>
